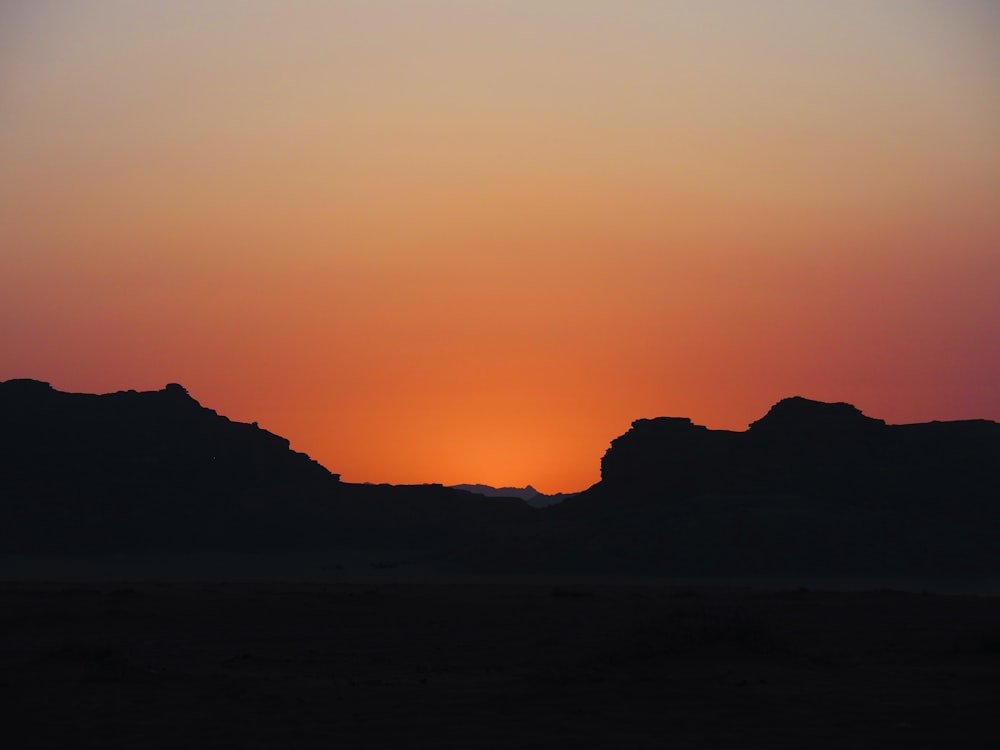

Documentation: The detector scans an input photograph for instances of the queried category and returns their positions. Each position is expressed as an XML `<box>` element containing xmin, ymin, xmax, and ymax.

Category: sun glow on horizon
<box><xmin>2</xmin><ymin>1</ymin><xmax>998</xmax><ymax>494</ymax></box>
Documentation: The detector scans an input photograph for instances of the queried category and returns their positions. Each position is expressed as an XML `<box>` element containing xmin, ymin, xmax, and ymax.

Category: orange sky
<box><xmin>2</xmin><ymin>1</ymin><xmax>998</xmax><ymax>492</ymax></box>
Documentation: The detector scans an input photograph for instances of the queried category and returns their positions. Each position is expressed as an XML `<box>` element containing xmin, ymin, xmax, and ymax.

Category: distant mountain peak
<box><xmin>451</xmin><ymin>483</ymin><xmax>568</xmax><ymax>508</ymax></box>
<box><xmin>452</xmin><ymin>484</ymin><xmax>541</xmax><ymax>500</ymax></box>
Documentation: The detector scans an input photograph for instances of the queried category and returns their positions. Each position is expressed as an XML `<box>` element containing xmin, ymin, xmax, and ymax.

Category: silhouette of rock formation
<box><xmin>598</xmin><ymin>396</ymin><xmax>998</xmax><ymax>510</ymax></box>
<box><xmin>511</xmin><ymin>397</ymin><xmax>1000</xmax><ymax>578</ymax></box>
<box><xmin>0</xmin><ymin>380</ymin><xmax>529</xmax><ymax>558</ymax></box>
<box><xmin>2</xmin><ymin>381</ymin><xmax>997</xmax><ymax>580</ymax></box>
<box><xmin>1</xmin><ymin>378</ymin><xmax>334</xmax><ymax>487</ymax></box>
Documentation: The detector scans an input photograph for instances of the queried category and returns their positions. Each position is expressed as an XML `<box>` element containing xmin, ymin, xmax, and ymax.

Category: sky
<box><xmin>2</xmin><ymin>1</ymin><xmax>998</xmax><ymax>493</ymax></box>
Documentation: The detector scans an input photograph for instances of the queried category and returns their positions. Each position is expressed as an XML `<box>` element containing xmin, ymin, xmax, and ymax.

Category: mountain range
<box><xmin>451</xmin><ymin>484</ymin><xmax>568</xmax><ymax>508</ymax></box>
<box><xmin>2</xmin><ymin>379</ymin><xmax>997</xmax><ymax>581</ymax></box>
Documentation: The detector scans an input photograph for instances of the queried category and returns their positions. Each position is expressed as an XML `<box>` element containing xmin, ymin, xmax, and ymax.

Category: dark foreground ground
<box><xmin>2</xmin><ymin>582</ymin><xmax>999</xmax><ymax>748</ymax></box>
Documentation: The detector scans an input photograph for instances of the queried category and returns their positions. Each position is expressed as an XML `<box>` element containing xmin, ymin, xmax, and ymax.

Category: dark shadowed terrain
<box><xmin>3</xmin><ymin>582</ymin><xmax>999</xmax><ymax>748</ymax></box>
<box><xmin>2</xmin><ymin>380</ymin><xmax>998</xmax><ymax>580</ymax></box>
<box><xmin>2</xmin><ymin>380</ymin><xmax>999</xmax><ymax>746</ymax></box>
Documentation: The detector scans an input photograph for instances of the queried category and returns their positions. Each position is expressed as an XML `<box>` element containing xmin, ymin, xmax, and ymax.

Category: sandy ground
<box><xmin>2</xmin><ymin>582</ymin><xmax>999</xmax><ymax>748</ymax></box>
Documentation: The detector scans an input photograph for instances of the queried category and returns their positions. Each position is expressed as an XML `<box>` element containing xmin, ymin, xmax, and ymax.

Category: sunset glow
<box><xmin>2</xmin><ymin>1</ymin><xmax>998</xmax><ymax>492</ymax></box>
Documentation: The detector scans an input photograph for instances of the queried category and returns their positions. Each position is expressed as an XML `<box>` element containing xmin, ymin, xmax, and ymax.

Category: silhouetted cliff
<box><xmin>0</xmin><ymin>380</ymin><xmax>529</xmax><ymax>558</ymax></box>
<box><xmin>1</xmin><ymin>379</ymin><xmax>334</xmax><ymax>489</ymax></box>
<box><xmin>598</xmin><ymin>396</ymin><xmax>998</xmax><ymax>510</ymax></box>
<box><xmin>507</xmin><ymin>397</ymin><xmax>1000</xmax><ymax>578</ymax></box>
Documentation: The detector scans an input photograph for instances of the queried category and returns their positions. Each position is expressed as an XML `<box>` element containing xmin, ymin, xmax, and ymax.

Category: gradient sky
<box><xmin>2</xmin><ymin>1</ymin><xmax>998</xmax><ymax>492</ymax></box>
